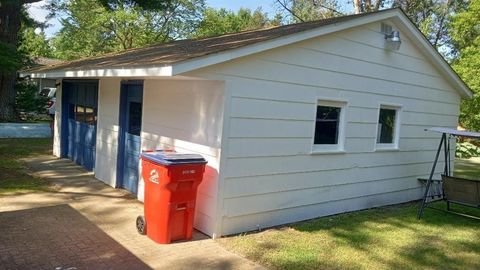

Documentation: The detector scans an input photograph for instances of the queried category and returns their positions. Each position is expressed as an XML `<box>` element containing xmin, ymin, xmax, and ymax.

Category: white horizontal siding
<box><xmin>228</xmin><ymin>137</ymin><xmax>448</xmax><ymax>157</ymax></box>
<box><xmin>188</xmin><ymin>21</ymin><xmax>461</xmax><ymax>236</ymax></box>
<box><xmin>224</xmin><ymin>175</ymin><xmax>425</xmax><ymax>217</ymax></box>
<box><xmin>140</xmin><ymin>79</ymin><xmax>224</xmax><ymax>237</ymax></box>
<box><xmin>94</xmin><ymin>78</ymin><xmax>121</xmax><ymax>187</ymax></box>
<box><xmin>224</xmin><ymin>162</ymin><xmax>445</xmax><ymax>199</ymax></box>
<box><xmin>221</xmin><ymin>188</ymin><xmax>423</xmax><ymax>236</ymax></box>
<box><xmin>225</xmin><ymin>150</ymin><xmax>443</xmax><ymax>178</ymax></box>
<box><xmin>53</xmin><ymin>82</ymin><xmax>62</xmax><ymax>157</ymax></box>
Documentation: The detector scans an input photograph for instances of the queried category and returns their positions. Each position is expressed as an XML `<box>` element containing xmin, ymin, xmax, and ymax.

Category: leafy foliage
<box><xmin>97</xmin><ymin>0</ymin><xmax>173</xmax><ymax>11</ymax></box>
<box><xmin>19</xmin><ymin>27</ymin><xmax>52</xmax><ymax>58</ymax></box>
<box><xmin>275</xmin><ymin>0</ymin><xmax>341</xmax><ymax>23</ymax></box>
<box><xmin>50</xmin><ymin>0</ymin><xmax>205</xmax><ymax>60</ymax></box>
<box><xmin>456</xmin><ymin>141</ymin><xmax>480</xmax><ymax>158</ymax></box>
<box><xmin>393</xmin><ymin>0</ymin><xmax>469</xmax><ymax>49</ymax></box>
<box><xmin>0</xmin><ymin>42</ymin><xmax>24</xmax><ymax>72</ymax></box>
<box><xmin>449</xmin><ymin>1</ymin><xmax>480</xmax><ymax>131</ymax></box>
<box><xmin>15</xmin><ymin>81</ymin><xmax>49</xmax><ymax>115</ymax></box>
<box><xmin>195</xmin><ymin>8</ymin><xmax>279</xmax><ymax>38</ymax></box>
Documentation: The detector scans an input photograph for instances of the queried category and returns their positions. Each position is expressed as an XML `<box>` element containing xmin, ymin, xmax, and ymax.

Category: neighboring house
<box><xmin>30</xmin><ymin>57</ymin><xmax>64</xmax><ymax>92</ymax></box>
<box><xmin>23</xmin><ymin>8</ymin><xmax>472</xmax><ymax>238</ymax></box>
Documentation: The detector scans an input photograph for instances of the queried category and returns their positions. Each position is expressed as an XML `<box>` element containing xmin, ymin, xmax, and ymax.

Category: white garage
<box><xmin>24</xmin><ymin>8</ymin><xmax>472</xmax><ymax>238</ymax></box>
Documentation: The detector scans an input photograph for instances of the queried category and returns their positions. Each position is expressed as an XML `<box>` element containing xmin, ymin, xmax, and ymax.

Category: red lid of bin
<box><xmin>141</xmin><ymin>151</ymin><xmax>207</xmax><ymax>166</ymax></box>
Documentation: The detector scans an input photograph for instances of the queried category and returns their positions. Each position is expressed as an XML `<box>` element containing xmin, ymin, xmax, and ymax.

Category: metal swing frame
<box><xmin>417</xmin><ymin>127</ymin><xmax>480</xmax><ymax>219</ymax></box>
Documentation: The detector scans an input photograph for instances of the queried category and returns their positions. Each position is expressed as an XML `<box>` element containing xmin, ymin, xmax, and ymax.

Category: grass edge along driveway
<box><xmin>218</xmin><ymin>159</ymin><xmax>480</xmax><ymax>270</ymax></box>
<box><xmin>0</xmin><ymin>138</ymin><xmax>52</xmax><ymax>194</ymax></box>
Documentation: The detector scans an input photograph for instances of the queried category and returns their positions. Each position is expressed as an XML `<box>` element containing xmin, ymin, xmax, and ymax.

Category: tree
<box><xmin>50</xmin><ymin>0</ymin><xmax>205</xmax><ymax>60</ymax></box>
<box><xmin>0</xmin><ymin>0</ymin><xmax>176</xmax><ymax>121</ymax></box>
<box><xmin>0</xmin><ymin>0</ymin><xmax>42</xmax><ymax>121</ymax></box>
<box><xmin>448</xmin><ymin>0</ymin><xmax>480</xmax><ymax>130</ymax></box>
<box><xmin>275</xmin><ymin>0</ymin><xmax>341</xmax><ymax>23</ymax></box>
<box><xmin>19</xmin><ymin>27</ymin><xmax>52</xmax><ymax>58</ymax></box>
<box><xmin>195</xmin><ymin>7</ymin><xmax>277</xmax><ymax>38</ymax></box>
<box><xmin>353</xmin><ymin>0</ymin><xmax>385</xmax><ymax>14</ymax></box>
<box><xmin>392</xmin><ymin>0</ymin><xmax>469</xmax><ymax>49</ymax></box>
<box><xmin>97</xmin><ymin>0</ymin><xmax>173</xmax><ymax>10</ymax></box>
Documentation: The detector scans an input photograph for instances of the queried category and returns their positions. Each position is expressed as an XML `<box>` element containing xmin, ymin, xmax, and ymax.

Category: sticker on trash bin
<box><xmin>149</xmin><ymin>169</ymin><xmax>159</xmax><ymax>184</ymax></box>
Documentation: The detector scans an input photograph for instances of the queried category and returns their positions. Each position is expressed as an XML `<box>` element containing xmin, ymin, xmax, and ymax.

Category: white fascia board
<box><xmin>391</xmin><ymin>16</ymin><xmax>473</xmax><ymax>99</ymax></box>
<box><xmin>21</xmin><ymin>66</ymin><xmax>173</xmax><ymax>79</ymax></box>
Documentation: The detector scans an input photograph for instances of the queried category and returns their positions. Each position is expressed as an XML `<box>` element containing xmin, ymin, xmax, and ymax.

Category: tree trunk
<box><xmin>0</xmin><ymin>1</ymin><xmax>22</xmax><ymax>121</ymax></box>
<box><xmin>354</xmin><ymin>0</ymin><xmax>362</xmax><ymax>14</ymax></box>
<box><xmin>0</xmin><ymin>0</ymin><xmax>41</xmax><ymax>121</ymax></box>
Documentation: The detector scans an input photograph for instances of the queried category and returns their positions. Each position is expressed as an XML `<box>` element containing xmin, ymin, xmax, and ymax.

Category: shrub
<box><xmin>456</xmin><ymin>141</ymin><xmax>480</xmax><ymax>158</ymax></box>
<box><xmin>15</xmin><ymin>81</ymin><xmax>48</xmax><ymax>119</ymax></box>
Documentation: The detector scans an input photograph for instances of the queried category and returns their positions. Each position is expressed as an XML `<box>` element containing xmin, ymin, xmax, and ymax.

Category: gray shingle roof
<box><xmin>28</xmin><ymin>10</ymin><xmax>390</xmax><ymax>73</ymax></box>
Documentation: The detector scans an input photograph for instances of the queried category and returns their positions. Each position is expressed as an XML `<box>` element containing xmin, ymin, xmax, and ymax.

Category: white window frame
<box><xmin>311</xmin><ymin>99</ymin><xmax>347</xmax><ymax>154</ymax></box>
<box><xmin>375</xmin><ymin>103</ymin><xmax>402</xmax><ymax>151</ymax></box>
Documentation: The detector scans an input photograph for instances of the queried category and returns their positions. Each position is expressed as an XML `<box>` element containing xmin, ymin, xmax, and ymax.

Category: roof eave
<box><xmin>171</xmin><ymin>8</ymin><xmax>473</xmax><ymax>99</ymax></box>
<box><xmin>20</xmin><ymin>66</ymin><xmax>174</xmax><ymax>79</ymax></box>
<box><xmin>22</xmin><ymin>9</ymin><xmax>472</xmax><ymax>99</ymax></box>
<box><xmin>389</xmin><ymin>15</ymin><xmax>473</xmax><ymax>99</ymax></box>
<box><xmin>171</xmin><ymin>9</ymin><xmax>400</xmax><ymax>76</ymax></box>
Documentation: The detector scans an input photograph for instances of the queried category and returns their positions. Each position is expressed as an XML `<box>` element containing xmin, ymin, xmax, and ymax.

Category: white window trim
<box><xmin>311</xmin><ymin>98</ymin><xmax>347</xmax><ymax>154</ymax></box>
<box><xmin>375</xmin><ymin>103</ymin><xmax>402</xmax><ymax>151</ymax></box>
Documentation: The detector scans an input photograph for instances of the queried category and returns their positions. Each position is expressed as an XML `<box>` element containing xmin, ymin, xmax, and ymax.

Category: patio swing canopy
<box><xmin>418</xmin><ymin>127</ymin><xmax>480</xmax><ymax>219</ymax></box>
<box><xmin>426</xmin><ymin>127</ymin><xmax>480</xmax><ymax>139</ymax></box>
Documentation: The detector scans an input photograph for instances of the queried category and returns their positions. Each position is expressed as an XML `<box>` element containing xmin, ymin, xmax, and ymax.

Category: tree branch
<box><xmin>312</xmin><ymin>0</ymin><xmax>344</xmax><ymax>15</ymax></box>
<box><xmin>21</xmin><ymin>0</ymin><xmax>43</xmax><ymax>4</ymax></box>
<box><xmin>374</xmin><ymin>0</ymin><xmax>383</xmax><ymax>11</ymax></box>
<box><xmin>276</xmin><ymin>0</ymin><xmax>305</xmax><ymax>22</ymax></box>
<box><xmin>432</xmin><ymin>0</ymin><xmax>451</xmax><ymax>48</ymax></box>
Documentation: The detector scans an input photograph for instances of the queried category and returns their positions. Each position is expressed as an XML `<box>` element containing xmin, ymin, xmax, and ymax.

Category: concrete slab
<box><xmin>0</xmin><ymin>155</ymin><xmax>264</xmax><ymax>270</ymax></box>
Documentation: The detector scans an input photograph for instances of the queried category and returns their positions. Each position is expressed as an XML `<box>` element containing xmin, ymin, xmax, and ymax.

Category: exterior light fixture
<box><xmin>385</xmin><ymin>30</ymin><xmax>401</xmax><ymax>50</ymax></box>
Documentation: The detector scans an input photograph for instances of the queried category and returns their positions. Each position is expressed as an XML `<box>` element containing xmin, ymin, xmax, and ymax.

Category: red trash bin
<box><xmin>136</xmin><ymin>151</ymin><xmax>207</xmax><ymax>244</ymax></box>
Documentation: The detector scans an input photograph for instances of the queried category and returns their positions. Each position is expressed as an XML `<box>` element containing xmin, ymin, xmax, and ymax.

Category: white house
<box><xmin>23</xmin><ymin>8</ymin><xmax>472</xmax><ymax>238</ymax></box>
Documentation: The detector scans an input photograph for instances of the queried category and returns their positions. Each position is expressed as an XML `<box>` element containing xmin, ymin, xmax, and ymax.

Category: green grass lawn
<box><xmin>218</xmin><ymin>159</ymin><xmax>480</xmax><ymax>270</ymax></box>
<box><xmin>0</xmin><ymin>138</ymin><xmax>52</xmax><ymax>194</ymax></box>
<box><xmin>454</xmin><ymin>157</ymin><xmax>480</xmax><ymax>179</ymax></box>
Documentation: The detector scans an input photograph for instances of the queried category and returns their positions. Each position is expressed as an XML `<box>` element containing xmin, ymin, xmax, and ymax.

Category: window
<box><xmin>128</xmin><ymin>102</ymin><xmax>142</xmax><ymax>136</ymax></box>
<box><xmin>313</xmin><ymin>100</ymin><xmax>346</xmax><ymax>153</ymax></box>
<box><xmin>67</xmin><ymin>83</ymin><xmax>98</xmax><ymax>125</ymax></box>
<box><xmin>376</xmin><ymin>105</ymin><xmax>401</xmax><ymax>149</ymax></box>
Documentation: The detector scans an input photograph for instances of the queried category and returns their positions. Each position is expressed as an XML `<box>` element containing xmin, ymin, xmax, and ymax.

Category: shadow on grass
<box><xmin>222</xmin><ymin>202</ymin><xmax>480</xmax><ymax>270</ymax></box>
<box><xmin>294</xmin><ymin>203</ymin><xmax>480</xmax><ymax>269</ymax></box>
<box><xmin>0</xmin><ymin>138</ymin><xmax>53</xmax><ymax>194</ymax></box>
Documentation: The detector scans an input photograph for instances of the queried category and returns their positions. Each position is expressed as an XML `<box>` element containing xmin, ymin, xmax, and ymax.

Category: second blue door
<box><xmin>118</xmin><ymin>82</ymin><xmax>143</xmax><ymax>194</ymax></box>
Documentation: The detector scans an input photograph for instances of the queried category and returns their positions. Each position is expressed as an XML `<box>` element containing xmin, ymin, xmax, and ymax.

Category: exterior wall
<box><xmin>140</xmin><ymin>79</ymin><xmax>225</xmax><ymax>236</ymax></box>
<box><xmin>53</xmin><ymin>80</ymin><xmax>62</xmax><ymax>157</ymax></box>
<box><xmin>94</xmin><ymin>78</ymin><xmax>122</xmax><ymax>186</ymax></box>
<box><xmin>189</xmin><ymin>21</ymin><xmax>462</xmax><ymax>236</ymax></box>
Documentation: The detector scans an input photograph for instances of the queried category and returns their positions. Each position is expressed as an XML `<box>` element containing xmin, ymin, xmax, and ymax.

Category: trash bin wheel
<box><xmin>136</xmin><ymin>215</ymin><xmax>147</xmax><ymax>235</ymax></box>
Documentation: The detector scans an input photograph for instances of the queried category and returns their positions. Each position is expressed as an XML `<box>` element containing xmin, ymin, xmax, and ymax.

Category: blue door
<box><xmin>117</xmin><ymin>82</ymin><xmax>143</xmax><ymax>194</ymax></box>
<box><xmin>62</xmin><ymin>81</ymin><xmax>98</xmax><ymax>171</ymax></box>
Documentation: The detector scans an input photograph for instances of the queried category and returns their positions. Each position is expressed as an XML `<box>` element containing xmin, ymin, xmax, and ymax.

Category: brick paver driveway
<box><xmin>0</xmin><ymin>156</ymin><xmax>263</xmax><ymax>270</ymax></box>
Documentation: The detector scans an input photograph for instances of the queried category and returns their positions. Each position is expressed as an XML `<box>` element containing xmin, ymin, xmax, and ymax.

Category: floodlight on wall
<box><xmin>385</xmin><ymin>30</ymin><xmax>401</xmax><ymax>50</ymax></box>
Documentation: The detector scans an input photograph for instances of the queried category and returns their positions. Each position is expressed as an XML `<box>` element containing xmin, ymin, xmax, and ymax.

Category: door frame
<box><xmin>116</xmin><ymin>80</ymin><xmax>144</xmax><ymax>189</ymax></box>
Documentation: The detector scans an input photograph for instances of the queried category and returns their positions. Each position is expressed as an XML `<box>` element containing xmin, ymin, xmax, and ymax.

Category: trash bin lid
<box><xmin>141</xmin><ymin>151</ymin><xmax>207</xmax><ymax>166</ymax></box>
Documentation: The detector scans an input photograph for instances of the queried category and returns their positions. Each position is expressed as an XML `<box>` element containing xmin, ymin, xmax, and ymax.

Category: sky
<box><xmin>27</xmin><ymin>0</ymin><xmax>278</xmax><ymax>38</ymax></box>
